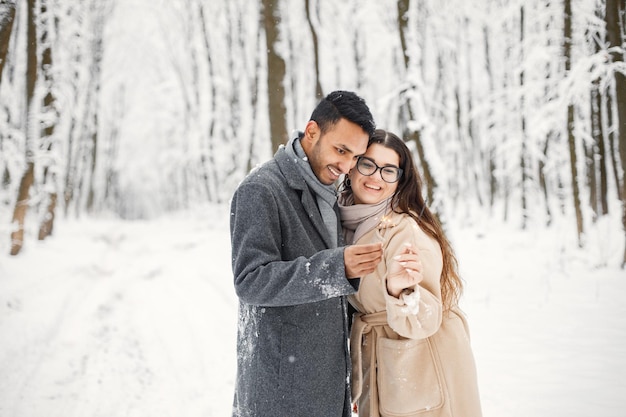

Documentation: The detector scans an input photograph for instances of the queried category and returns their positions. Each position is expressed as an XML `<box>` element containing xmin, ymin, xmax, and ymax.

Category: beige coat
<box><xmin>349</xmin><ymin>211</ymin><xmax>482</xmax><ymax>417</ymax></box>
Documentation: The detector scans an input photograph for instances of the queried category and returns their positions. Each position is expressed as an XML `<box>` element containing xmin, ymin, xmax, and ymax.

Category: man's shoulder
<box><xmin>245</xmin><ymin>157</ymin><xmax>280</xmax><ymax>179</ymax></box>
<box><xmin>235</xmin><ymin>160</ymin><xmax>288</xmax><ymax>199</ymax></box>
<box><xmin>240</xmin><ymin>147</ymin><xmax>300</xmax><ymax>187</ymax></box>
<box><xmin>239</xmin><ymin>161</ymin><xmax>280</xmax><ymax>188</ymax></box>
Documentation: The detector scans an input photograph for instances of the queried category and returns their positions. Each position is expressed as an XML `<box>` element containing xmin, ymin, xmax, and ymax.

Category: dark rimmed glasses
<box><xmin>356</xmin><ymin>156</ymin><xmax>403</xmax><ymax>183</ymax></box>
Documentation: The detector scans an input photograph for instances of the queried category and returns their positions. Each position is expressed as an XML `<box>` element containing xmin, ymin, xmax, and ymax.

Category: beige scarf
<box><xmin>338</xmin><ymin>192</ymin><xmax>392</xmax><ymax>244</ymax></box>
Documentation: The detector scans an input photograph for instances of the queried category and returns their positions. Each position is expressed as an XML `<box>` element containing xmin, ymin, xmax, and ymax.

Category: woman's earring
<box><xmin>345</xmin><ymin>177</ymin><xmax>351</xmax><ymax>187</ymax></box>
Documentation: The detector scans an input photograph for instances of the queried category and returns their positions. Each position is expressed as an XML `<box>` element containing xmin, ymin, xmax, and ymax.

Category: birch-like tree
<box><xmin>8</xmin><ymin>0</ymin><xmax>37</xmax><ymax>255</ymax></box>
<box><xmin>1</xmin><ymin>0</ymin><xmax>624</xmax><ymax>265</ymax></box>
<box><xmin>605</xmin><ymin>0</ymin><xmax>626</xmax><ymax>266</ymax></box>
<box><xmin>0</xmin><ymin>0</ymin><xmax>16</xmax><ymax>84</ymax></box>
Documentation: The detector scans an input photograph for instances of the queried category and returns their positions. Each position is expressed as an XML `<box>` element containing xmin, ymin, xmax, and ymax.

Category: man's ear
<box><xmin>303</xmin><ymin>120</ymin><xmax>320</xmax><ymax>144</ymax></box>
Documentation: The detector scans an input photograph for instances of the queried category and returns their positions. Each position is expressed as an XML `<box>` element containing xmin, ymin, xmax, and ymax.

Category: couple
<box><xmin>229</xmin><ymin>91</ymin><xmax>482</xmax><ymax>417</ymax></box>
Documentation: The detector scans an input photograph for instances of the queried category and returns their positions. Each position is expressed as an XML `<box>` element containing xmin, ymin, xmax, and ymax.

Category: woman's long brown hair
<box><xmin>344</xmin><ymin>129</ymin><xmax>463</xmax><ymax>311</ymax></box>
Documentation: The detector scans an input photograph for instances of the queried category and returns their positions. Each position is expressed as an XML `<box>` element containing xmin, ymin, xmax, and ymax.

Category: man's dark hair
<box><xmin>309</xmin><ymin>90</ymin><xmax>375</xmax><ymax>136</ymax></box>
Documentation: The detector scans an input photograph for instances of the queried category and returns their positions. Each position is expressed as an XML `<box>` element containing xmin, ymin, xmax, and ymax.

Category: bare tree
<box><xmin>605</xmin><ymin>0</ymin><xmax>626</xmax><ymax>267</ymax></box>
<box><xmin>84</xmin><ymin>1</ymin><xmax>107</xmax><ymax>213</ymax></box>
<box><xmin>396</xmin><ymin>0</ymin><xmax>437</xmax><ymax>207</ymax></box>
<box><xmin>262</xmin><ymin>0</ymin><xmax>288</xmax><ymax>152</ymax></box>
<box><xmin>520</xmin><ymin>5</ymin><xmax>529</xmax><ymax>229</ymax></box>
<box><xmin>482</xmin><ymin>19</ymin><xmax>498</xmax><ymax>214</ymax></box>
<box><xmin>56</xmin><ymin>1</ymin><xmax>110</xmax><ymax>217</ymax></box>
<box><xmin>0</xmin><ymin>0</ymin><xmax>17</xmax><ymax>193</ymax></box>
<box><xmin>0</xmin><ymin>0</ymin><xmax>16</xmax><ymax>85</ymax></box>
<box><xmin>588</xmin><ymin>80</ymin><xmax>609</xmax><ymax>219</ymax></box>
<box><xmin>305</xmin><ymin>0</ymin><xmax>323</xmax><ymax>99</ymax></box>
<box><xmin>9</xmin><ymin>0</ymin><xmax>37</xmax><ymax>255</ymax></box>
<box><xmin>197</xmin><ymin>1</ymin><xmax>219</xmax><ymax>203</ymax></box>
<box><xmin>538</xmin><ymin>3</ymin><xmax>561</xmax><ymax>226</ymax></box>
<box><xmin>1</xmin><ymin>0</ymin><xmax>623</xmax><ymax>267</ymax></box>
<box><xmin>37</xmin><ymin>0</ymin><xmax>59</xmax><ymax>240</ymax></box>
<box><xmin>564</xmin><ymin>0</ymin><xmax>584</xmax><ymax>247</ymax></box>
<box><xmin>584</xmin><ymin>7</ymin><xmax>609</xmax><ymax>222</ymax></box>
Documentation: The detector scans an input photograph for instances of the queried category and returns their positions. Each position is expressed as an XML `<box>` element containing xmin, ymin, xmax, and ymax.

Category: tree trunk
<box><xmin>483</xmin><ymin>23</ymin><xmax>498</xmax><ymax>214</ymax></box>
<box><xmin>605</xmin><ymin>0</ymin><xmax>626</xmax><ymax>267</ymax></box>
<box><xmin>520</xmin><ymin>5</ymin><xmax>528</xmax><ymax>229</ymax></box>
<box><xmin>396</xmin><ymin>0</ymin><xmax>437</xmax><ymax>207</ymax></box>
<box><xmin>597</xmin><ymin>121</ymin><xmax>609</xmax><ymax>217</ymax></box>
<box><xmin>590</xmin><ymin>79</ymin><xmax>609</xmax><ymax>217</ymax></box>
<box><xmin>262</xmin><ymin>0</ymin><xmax>287</xmax><ymax>153</ymax></box>
<box><xmin>305</xmin><ymin>0</ymin><xmax>323</xmax><ymax>99</ymax></box>
<box><xmin>397</xmin><ymin>0</ymin><xmax>410</xmax><ymax>69</ymax></box>
<box><xmin>38</xmin><ymin>0</ymin><xmax>58</xmax><ymax>240</ymax></box>
<box><xmin>566</xmin><ymin>102</ymin><xmax>583</xmax><ymax>247</ymax></box>
<box><xmin>0</xmin><ymin>0</ymin><xmax>17</xmax><ymax>186</ymax></box>
<box><xmin>564</xmin><ymin>0</ymin><xmax>584</xmax><ymax>247</ymax></box>
<box><xmin>0</xmin><ymin>0</ymin><xmax>17</xmax><ymax>86</ymax></box>
<box><xmin>198</xmin><ymin>1</ymin><xmax>219</xmax><ymax>202</ymax></box>
<box><xmin>243</xmin><ymin>3</ymin><xmax>262</xmax><ymax>174</ymax></box>
<box><xmin>539</xmin><ymin>138</ymin><xmax>552</xmax><ymax>226</ymax></box>
<box><xmin>463</xmin><ymin>16</ymin><xmax>484</xmax><ymax>209</ymax></box>
<box><xmin>585</xmin><ymin>139</ymin><xmax>598</xmax><ymax>221</ymax></box>
<box><xmin>10</xmin><ymin>162</ymin><xmax>34</xmax><ymax>255</ymax></box>
<box><xmin>38</xmin><ymin>192</ymin><xmax>56</xmax><ymax>240</ymax></box>
<box><xmin>9</xmin><ymin>0</ymin><xmax>37</xmax><ymax>256</ymax></box>
<box><xmin>63</xmin><ymin>117</ymin><xmax>76</xmax><ymax>216</ymax></box>
<box><xmin>86</xmin><ymin>2</ymin><xmax>105</xmax><ymax>212</ymax></box>
<box><xmin>584</xmin><ymin>8</ymin><xmax>608</xmax><ymax>223</ymax></box>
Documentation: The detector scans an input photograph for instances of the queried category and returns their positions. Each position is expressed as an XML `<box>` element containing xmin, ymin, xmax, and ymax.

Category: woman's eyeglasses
<box><xmin>356</xmin><ymin>156</ymin><xmax>403</xmax><ymax>183</ymax></box>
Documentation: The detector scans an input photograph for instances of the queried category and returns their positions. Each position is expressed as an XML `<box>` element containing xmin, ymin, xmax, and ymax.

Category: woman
<box><xmin>339</xmin><ymin>129</ymin><xmax>482</xmax><ymax>417</ymax></box>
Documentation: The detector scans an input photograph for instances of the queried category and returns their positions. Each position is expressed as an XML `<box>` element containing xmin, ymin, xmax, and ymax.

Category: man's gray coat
<box><xmin>230</xmin><ymin>144</ymin><xmax>357</xmax><ymax>417</ymax></box>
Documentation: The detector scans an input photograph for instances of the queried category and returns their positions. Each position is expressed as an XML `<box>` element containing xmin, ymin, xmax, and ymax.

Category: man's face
<box><xmin>302</xmin><ymin>118</ymin><xmax>369</xmax><ymax>185</ymax></box>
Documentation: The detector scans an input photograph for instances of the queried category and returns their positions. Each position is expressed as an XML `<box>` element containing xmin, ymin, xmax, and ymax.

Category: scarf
<box><xmin>338</xmin><ymin>192</ymin><xmax>392</xmax><ymax>245</ymax></box>
<box><xmin>284</xmin><ymin>133</ymin><xmax>339</xmax><ymax>247</ymax></box>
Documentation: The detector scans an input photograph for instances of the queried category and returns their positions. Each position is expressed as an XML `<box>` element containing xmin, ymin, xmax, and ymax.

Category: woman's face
<box><xmin>349</xmin><ymin>143</ymin><xmax>401</xmax><ymax>205</ymax></box>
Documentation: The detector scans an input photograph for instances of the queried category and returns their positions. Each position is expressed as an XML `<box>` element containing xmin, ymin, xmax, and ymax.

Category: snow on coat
<box><xmin>230</xmin><ymin>145</ymin><xmax>357</xmax><ymax>417</ymax></box>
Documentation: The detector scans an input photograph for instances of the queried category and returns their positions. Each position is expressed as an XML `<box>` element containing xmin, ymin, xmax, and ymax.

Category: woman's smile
<box><xmin>350</xmin><ymin>144</ymin><xmax>400</xmax><ymax>205</ymax></box>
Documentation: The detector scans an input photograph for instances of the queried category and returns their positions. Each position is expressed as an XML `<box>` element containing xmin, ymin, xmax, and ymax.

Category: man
<box><xmin>230</xmin><ymin>90</ymin><xmax>383</xmax><ymax>417</ymax></box>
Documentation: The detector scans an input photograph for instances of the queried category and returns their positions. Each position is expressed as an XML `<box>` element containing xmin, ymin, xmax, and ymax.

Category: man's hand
<box><xmin>344</xmin><ymin>242</ymin><xmax>383</xmax><ymax>279</ymax></box>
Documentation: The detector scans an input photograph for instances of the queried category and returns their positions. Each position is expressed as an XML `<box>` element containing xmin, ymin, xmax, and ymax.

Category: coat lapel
<box><xmin>276</xmin><ymin>148</ymin><xmax>337</xmax><ymax>248</ymax></box>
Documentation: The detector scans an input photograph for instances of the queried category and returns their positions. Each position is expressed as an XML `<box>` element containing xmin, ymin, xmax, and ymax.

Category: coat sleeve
<box><xmin>230</xmin><ymin>180</ymin><xmax>355</xmax><ymax>307</ymax></box>
<box><xmin>382</xmin><ymin>218</ymin><xmax>443</xmax><ymax>339</ymax></box>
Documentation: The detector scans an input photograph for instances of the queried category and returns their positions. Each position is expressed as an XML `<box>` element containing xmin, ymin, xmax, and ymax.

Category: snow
<box><xmin>400</xmin><ymin>288</ymin><xmax>421</xmax><ymax>316</ymax></box>
<box><xmin>0</xmin><ymin>203</ymin><xmax>625</xmax><ymax>417</ymax></box>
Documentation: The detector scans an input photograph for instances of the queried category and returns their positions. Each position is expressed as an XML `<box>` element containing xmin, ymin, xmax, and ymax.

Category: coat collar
<box><xmin>275</xmin><ymin>146</ymin><xmax>341</xmax><ymax>248</ymax></box>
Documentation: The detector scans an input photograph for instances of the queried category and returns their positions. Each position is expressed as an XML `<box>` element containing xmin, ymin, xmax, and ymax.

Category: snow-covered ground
<box><xmin>0</xmin><ymin>204</ymin><xmax>624</xmax><ymax>417</ymax></box>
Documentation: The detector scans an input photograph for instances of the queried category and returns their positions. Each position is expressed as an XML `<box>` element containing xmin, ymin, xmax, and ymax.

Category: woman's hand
<box><xmin>386</xmin><ymin>243</ymin><xmax>423</xmax><ymax>298</ymax></box>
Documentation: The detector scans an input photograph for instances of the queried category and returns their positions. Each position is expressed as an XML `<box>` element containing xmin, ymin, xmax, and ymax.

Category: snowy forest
<box><xmin>0</xmin><ymin>0</ymin><xmax>625</xmax><ymax>266</ymax></box>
